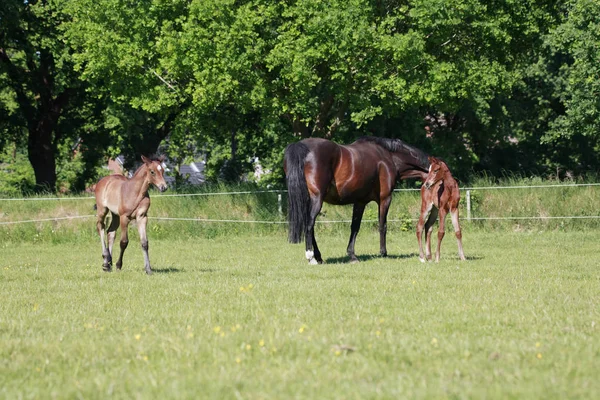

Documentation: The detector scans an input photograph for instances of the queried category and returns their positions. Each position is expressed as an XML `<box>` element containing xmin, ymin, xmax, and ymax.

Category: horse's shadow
<box><xmin>151</xmin><ymin>267</ymin><xmax>218</xmax><ymax>274</ymax></box>
<box><xmin>325</xmin><ymin>253</ymin><xmax>420</xmax><ymax>264</ymax></box>
<box><xmin>151</xmin><ymin>267</ymin><xmax>183</xmax><ymax>274</ymax></box>
<box><xmin>325</xmin><ymin>253</ymin><xmax>484</xmax><ymax>264</ymax></box>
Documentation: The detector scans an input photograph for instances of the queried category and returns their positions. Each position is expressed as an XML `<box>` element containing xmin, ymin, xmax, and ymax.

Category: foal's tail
<box><xmin>284</xmin><ymin>142</ymin><xmax>311</xmax><ymax>243</ymax></box>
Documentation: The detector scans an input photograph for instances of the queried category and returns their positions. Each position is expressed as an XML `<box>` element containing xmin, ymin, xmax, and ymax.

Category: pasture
<box><xmin>1</xmin><ymin>226</ymin><xmax>599</xmax><ymax>399</ymax></box>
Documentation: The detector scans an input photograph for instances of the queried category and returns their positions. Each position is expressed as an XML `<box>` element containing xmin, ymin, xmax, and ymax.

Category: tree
<box><xmin>0</xmin><ymin>0</ymin><xmax>98</xmax><ymax>191</ymax></box>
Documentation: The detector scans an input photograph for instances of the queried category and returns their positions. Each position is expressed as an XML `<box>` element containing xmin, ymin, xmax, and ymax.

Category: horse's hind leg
<box><xmin>137</xmin><ymin>215</ymin><xmax>153</xmax><ymax>275</ymax></box>
<box><xmin>378</xmin><ymin>196</ymin><xmax>392</xmax><ymax>257</ymax></box>
<box><xmin>105</xmin><ymin>212</ymin><xmax>119</xmax><ymax>269</ymax></box>
<box><xmin>96</xmin><ymin>207</ymin><xmax>111</xmax><ymax>272</ymax></box>
<box><xmin>435</xmin><ymin>209</ymin><xmax>447</xmax><ymax>262</ymax></box>
<box><xmin>346</xmin><ymin>203</ymin><xmax>366</xmax><ymax>263</ymax></box>
<box><xmin>450</xmin><ymin>208</ymin><xmax>466</xmax><ymax>261</ymax></box>
<box><xmin>115</xmin><ymin>215</ymin><xmax>130</xmax><ymax>271</ymax></box>
<box><xmin>305</xmin><ymin>196</ymin><xmax>324</xmax><ymax>264</ymax></box>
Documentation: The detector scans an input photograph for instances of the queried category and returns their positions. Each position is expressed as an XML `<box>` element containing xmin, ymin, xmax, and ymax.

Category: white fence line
<box><xmin>1</xmin><ymin>182</ymin><xmax>599</xmax><ymax>225</ymax></box>
<box><xmin>0</xmin><ymin>215</ymin><xmax>95</xmax><ymax>225</ymax></box>
<box><xmin>1</xmin><ymin>182</ymin><xmax>600</xmax><ymax>202</ymax></box>
<box><xmin>3</xmin><ymin>214</ymin><xmax>600</xmax><ymax>226</ymax></box>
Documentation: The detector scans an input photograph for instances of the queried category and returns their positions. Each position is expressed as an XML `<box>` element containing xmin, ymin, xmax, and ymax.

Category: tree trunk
<box><xmin>28</xmin><ymin>121</ymin><xmax>57</xmax><ymax>192</ymax></box>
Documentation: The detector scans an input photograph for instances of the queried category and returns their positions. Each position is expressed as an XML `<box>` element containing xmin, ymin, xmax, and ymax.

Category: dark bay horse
<box><xmin>94</xmin><ymin>156</ymin><xmax>167</xmax><ymax>274</ymax></box>
<box><xmin>417</xmin><ymin>156</ymin><xmax>466</xmax><ymax>262</ymax></box>
<box><xmin>284</xmin><ymin>136</ymin><xmax>430</xmax><ymax>264</ymax></box>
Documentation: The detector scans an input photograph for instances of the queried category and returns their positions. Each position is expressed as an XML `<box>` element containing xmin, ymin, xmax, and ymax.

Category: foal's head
<box><xmin>141</xmin><ymin>155</ymin><xmax>168</xmax><ymax>192</ymax></box>
<box><xmin>424</xmin><ymin>156</ymin><xmax>449</xmax><ymax>190</ymax></box>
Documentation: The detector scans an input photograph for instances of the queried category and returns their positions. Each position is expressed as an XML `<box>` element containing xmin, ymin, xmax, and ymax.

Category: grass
<box><xmin>1</xmin><ymin>229</ymin><xmax>599</xmax><ymax>399</ymax></box>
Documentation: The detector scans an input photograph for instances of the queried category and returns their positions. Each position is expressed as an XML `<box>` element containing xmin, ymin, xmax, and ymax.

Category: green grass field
<box><xmin>1</xmin><ymin>228</ymin><xmax>598</xmax><ymax>399</ymax></box>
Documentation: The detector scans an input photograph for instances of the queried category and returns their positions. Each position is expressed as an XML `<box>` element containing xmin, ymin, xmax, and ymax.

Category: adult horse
<box><xmin>94</xmin><ymin>156</ymin><xmax>167</xmax><ymax>274</ymax></box>
<box><xmin>284</xmin><ymin>136</ymin><xmax>430</xmax><ymax>264</ymax></box>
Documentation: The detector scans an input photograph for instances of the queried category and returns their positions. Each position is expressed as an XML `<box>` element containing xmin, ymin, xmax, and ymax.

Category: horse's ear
<box><xmin>428</xmin><ymin>156</ymin><xmax>436</xmax><ymax>164</ymax></box>
<box><xmin>141</xmin><ymin>155</ymin><xmax>151</xmax><ymax>164</ymax></box>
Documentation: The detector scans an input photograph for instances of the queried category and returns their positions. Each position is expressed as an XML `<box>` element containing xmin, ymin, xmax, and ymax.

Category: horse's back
<box><xmin>301</xmin><ymin>138</ymin><xmax>394</xmax><ymax>204</ymax></box>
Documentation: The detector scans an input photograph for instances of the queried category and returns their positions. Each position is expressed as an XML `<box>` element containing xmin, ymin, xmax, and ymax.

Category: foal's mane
<box><xmin>356</xmin><ymin>136</ymin><xmax>430</xmax><ymax>169</ymax></box>
<box><xmin>131</xmin><ymin>157</ymin><xmax>160</xmax><ymax>178</ymax></box>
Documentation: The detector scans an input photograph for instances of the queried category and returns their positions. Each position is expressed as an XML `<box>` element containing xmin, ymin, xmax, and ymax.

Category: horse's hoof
<box><xmin>102</xmin><ymin>266</ymin><xmax>111</xmax><ymax>272</ymax></box>
<box><xmin>349</xmin><ymin>257</ymin><xmax>360</xmax><ymax>264</ymax></box>
<box><xmin>380</xmin><ymin>252</ymin><xmax>388</xmax><ymax>257</ymax></box>
<box><xmin>419</xmin><ymin>257</ymin><xmax>426</xmax><ymax>263</ymax></box>
<box><xmin>308</xmin><ymin>258</ymin><xmax>319</xmax><ymax>265</ymax></box>
<box><xmin>145</xmin><ymin>269</ymin><xmax>153</xmax><ymax>275</ymax></box>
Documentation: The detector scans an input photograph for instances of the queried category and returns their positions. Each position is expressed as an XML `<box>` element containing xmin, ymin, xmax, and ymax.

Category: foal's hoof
<box><xmin>418</xmin><ymin>257</ymin><xmax>426</xmax><ymax>263</ymax></box>
<box><xmin>145</xmin><ymin>269</ymin><xmax>153</xmax><ymax>275</ymax></box>
<box><xmin>102</xmin><ymin>265</ymin><xmax>112</xmax><ymax>272</ymax></box>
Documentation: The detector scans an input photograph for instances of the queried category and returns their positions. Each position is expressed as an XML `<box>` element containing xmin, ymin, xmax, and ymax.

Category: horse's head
<box><xmin>141</xmin><ymin>155</ymin><xmax>168</xmax><ymax>192</ymax></box>
<box><xmin>424</xmin><ymin>156</ymin><xmax>448</xmax><ymax>189</ymax></box>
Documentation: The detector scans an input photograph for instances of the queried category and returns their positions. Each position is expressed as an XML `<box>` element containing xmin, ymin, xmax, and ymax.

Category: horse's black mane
<box><xmin>356</xmin><ymin>136</ymin><xmax>430</xmax><ymax>169</ymax></box>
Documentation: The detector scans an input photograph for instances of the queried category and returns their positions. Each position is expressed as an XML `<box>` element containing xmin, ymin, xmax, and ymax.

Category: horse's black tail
<box><xmin>284</xmin><ymin>142</ymin><xmax>311</xmax><ymax>243</ymax></box>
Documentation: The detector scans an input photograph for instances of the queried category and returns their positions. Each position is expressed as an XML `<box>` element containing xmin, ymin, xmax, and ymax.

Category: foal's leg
<box><xmin>435</xmin><ymin>208</ymin><xmax>447</xmax><ymax>262</ymax></box>
<box><xmin>424</xmin><ymin>207</ymin><xmax>438</xmax><ymax>261</ymax></box>
<box><xmin>346</xmin><ymin>203</ymin><xmax>366</xmax><ymax>263</ymax></box>
<box><xmin>378</xmin><ymin>196</ymin><xmax>392</xmax><ymax>257</ymax></box>
<box><xmin>305</xmin><ymin>195</ymin><xmax>324</xmax><ymax>264</ymax></box>
<box><xmin>450</xmin><ymin>208</ymin><xmax>466</xmax><ymax>261</ymax></box>
<box><xmin>96</xmin><ymin>207</ymin><xmax>111</xmax><ymax>272</ymax></box>
<box><xmin>115</xmin><ymin>215</ymin><xmax>131</xmax><ymax>271</ymax></box>
<box><xmin>137</xmin><ymin>215</ymin><xmax>153</xmax><ymax>275</ymax></box>
<box><xmin>106</xmin><ymin>212</ymin><xmax>119</xmax><ymax>269</ymax></box>
<box><xmin>416</xmin><ymin>202</ymin><xmax>433</xmax><ymax>262</ymax></box>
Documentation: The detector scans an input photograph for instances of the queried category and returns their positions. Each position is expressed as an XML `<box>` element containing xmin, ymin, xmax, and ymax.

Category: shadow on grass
<box><xmin>152</xmin><ymin>267</ymin><xmax>183</xmax><ymax>274</ymax></box>
<box><xmin>325</xmin><ymin>252</ymin><xmax>420</xmax><ymax>264</ymax></box>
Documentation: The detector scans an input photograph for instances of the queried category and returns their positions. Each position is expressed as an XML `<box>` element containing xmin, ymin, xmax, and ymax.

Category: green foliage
<box><xmin>0</xmin><ymin>145</ymin><xmax>35</xmax><ymax>196</ymax></box>
<box><xmin>2</xmin><ymin>0</ymin><xmax>600</xmax><ymax>188</ymax></box>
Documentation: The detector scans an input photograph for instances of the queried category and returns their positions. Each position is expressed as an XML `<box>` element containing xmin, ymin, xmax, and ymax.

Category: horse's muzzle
<box><xmin>424</xmin><ymin>182</ymin><xmax>432</xmax><ymax>190</ymax></box>
<box><xmin>158</xmin><ymin>184</ymin><xmax>168</xmax><ymax>192</ymax></box>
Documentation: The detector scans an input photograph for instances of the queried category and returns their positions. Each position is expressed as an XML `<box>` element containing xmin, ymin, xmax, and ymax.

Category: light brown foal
<box><xmin>417</xmin><ymin>156</ymin><xmax>466</xmax><ymax>262</ymax></box>
<box><xmin>94</xmin><ymin>156</ymin><xmax>167</xmax><ymax>274</ymax></box>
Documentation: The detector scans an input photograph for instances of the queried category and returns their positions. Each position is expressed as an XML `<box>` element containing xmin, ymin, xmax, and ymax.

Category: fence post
<box><xmin>278</xmin><ymin>193</ymin><xmax>282</xmax><ymax>217</ymax></box>
<box><xmin>466</xmin><ymin>190</ymin><xmax>471</xmax><ymax>222</ymax></box>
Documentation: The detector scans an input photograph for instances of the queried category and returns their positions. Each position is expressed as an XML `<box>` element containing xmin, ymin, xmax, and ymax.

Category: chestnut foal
<box><xmin>416</xmin><ymin>156</ymin><xmax>466</xmax><ymax>262</ymax></box>
<box><xmin>94</xmin><ymin>156</ymin><xmax>167</xmax><ymax>274</ymax></box>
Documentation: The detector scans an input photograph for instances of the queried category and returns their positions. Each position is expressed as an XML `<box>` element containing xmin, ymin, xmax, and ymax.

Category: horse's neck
<box><xmin>392</xmin><ymin>154</ymin><xmax>429</xmax><ymax>180</ymax></box>
<box><xmin>441</xmin><ymin>172</ymin><xmax>458</xmax><ymax>191</ymax></box>
<box><xmin>125</xmin><ymin>169</ymin><xmax>150</xmax><ymax>204</ymax></box>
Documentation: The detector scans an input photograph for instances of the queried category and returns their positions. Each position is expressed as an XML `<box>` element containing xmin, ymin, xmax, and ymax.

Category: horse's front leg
<box><xmin>378</xmin><ymin>197</ymin><xmax>392</xmax><ymax>257</ymax></box>
<box><xmin>115</xmin><ymin>215</ymin><xmax>130</xmax><ymax>271</ymax></box>
<box><xmin>346</xmin><ymin>203</ymin><xmax>366</xmax><ymax>263</ymax></box>
<box><xmin>137</xmin><ymin>215</ymin><xmax>153</xmax><ymax>275</ymax></box>
<box><xmin>305</xmin><ymin>196</ymin><xmax>324</xmax><ymax>264</ymax></box>
<box><xmin>416</xmin><ymin>201</ymin><xmax>431</xmax><ymax>263</ymax></box>
<box><xmin>424</xmin><ymin>207</ymin><xmax>438</xmax><ymax>261</ymax></box>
